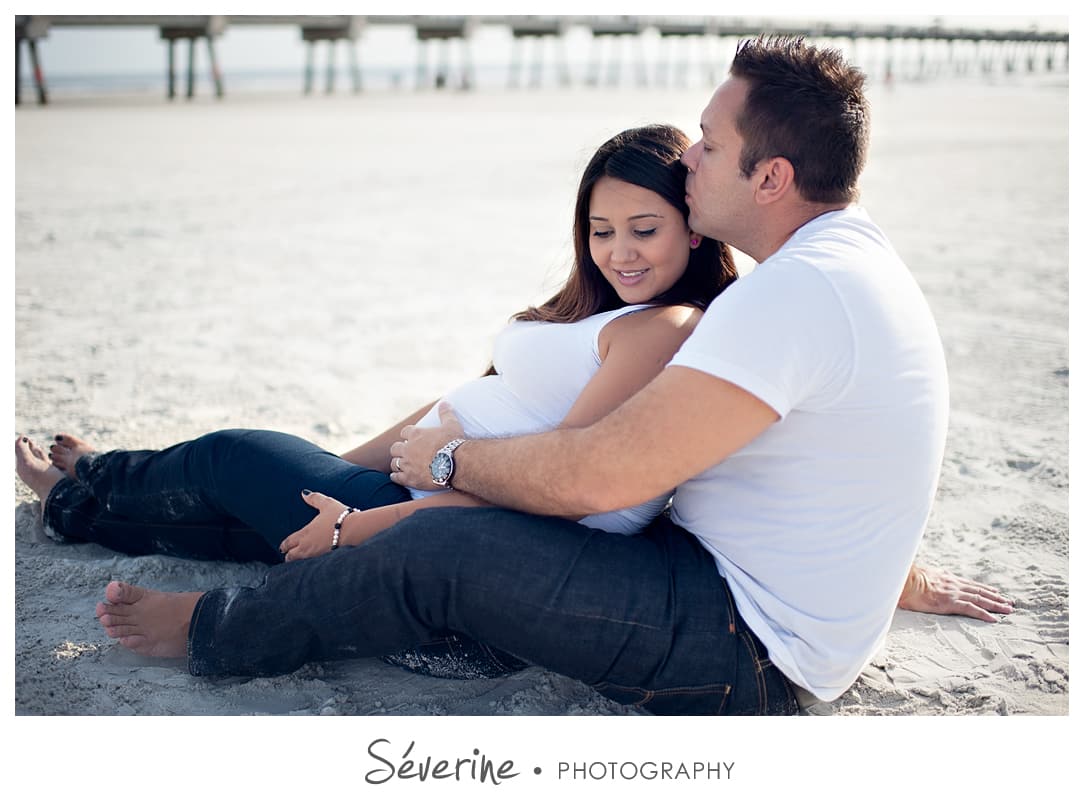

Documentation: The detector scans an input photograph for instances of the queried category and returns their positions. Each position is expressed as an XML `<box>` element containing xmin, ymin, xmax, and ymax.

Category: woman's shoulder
<box><xmin>612</xmin><ymin>303</ymin><xmax>703</xmax><ymax>333</ymax></box>
<box><xmin>599</xmin><ymin>303</ymin><xmax>703</xmax><ymax>357</ymax></box>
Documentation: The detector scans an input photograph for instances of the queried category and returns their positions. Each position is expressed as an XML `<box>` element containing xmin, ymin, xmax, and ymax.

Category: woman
<box><xmin>16</xmin><ymin>124</ymin><xmax>737</xmax><ymax>569</ymax></box>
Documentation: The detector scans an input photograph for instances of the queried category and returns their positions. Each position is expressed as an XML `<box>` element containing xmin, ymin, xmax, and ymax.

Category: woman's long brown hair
<box><xmin>514</xmin><ymin>124</ymin><xmax>738</xmax><ymax>324</ymax></box>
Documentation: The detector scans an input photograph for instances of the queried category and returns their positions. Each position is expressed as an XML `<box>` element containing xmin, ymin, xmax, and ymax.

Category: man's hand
<box><xmin>389</xmin><ymin>402</ymin><xmax>464</xmax><ymax>491</ymax></box>
<box><xmin>898</xmin><ymin>564</ymin><xmax>1014</xmax><ymax>622</ymax></box>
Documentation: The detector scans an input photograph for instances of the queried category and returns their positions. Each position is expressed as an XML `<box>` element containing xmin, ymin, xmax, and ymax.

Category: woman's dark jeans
<box><xmin>187</xmin><ymin>507</ymin><xmax>800</xmax><ymax>716</ymax></box>
<box><xmin>43</xmin><ymin>429</ymin><xmax>411</xmax><ymax>563</ymax></box>
<box><xmin>43</xmin><ymin>428</ymin><xmax>524</xmax><ymax>680</ymax></box>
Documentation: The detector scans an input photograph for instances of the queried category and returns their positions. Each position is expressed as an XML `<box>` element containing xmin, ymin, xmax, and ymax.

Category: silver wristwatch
<box><xmin>430</xmin><ymin>438</ymin><xmax>467</xmax><ymax>488</ymax></box>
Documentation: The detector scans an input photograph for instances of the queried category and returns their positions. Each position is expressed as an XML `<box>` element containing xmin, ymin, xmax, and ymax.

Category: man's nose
<box><xmin>681</xmin><ymin>142</ymin><xmax>700</xmax><ymax>171</ymax></box>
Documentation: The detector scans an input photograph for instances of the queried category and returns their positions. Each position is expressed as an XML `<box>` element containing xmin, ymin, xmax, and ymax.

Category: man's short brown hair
<box><xmin>730</xmin><ymin>36</ymin><xmax>870</xmax><ymax>205</ymax></box>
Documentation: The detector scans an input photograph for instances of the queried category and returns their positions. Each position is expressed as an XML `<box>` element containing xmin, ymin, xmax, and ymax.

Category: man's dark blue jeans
<box><xmin>187</xmin><ymin>506</ymin><xmax>799</xmax><ymax>715</ymax></box>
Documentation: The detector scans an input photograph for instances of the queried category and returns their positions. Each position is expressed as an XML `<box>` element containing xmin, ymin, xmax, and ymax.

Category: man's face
<box><xmin>681</xmin><ymin>78</ymin><xmax>757</xmax><ymax>254</ymax></box>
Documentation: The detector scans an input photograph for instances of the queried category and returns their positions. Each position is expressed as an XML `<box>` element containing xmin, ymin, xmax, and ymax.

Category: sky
<box><xmin>17</xmin><ymin>10</ymin><xmax>1072</xmax><ymax>78</ymax></box>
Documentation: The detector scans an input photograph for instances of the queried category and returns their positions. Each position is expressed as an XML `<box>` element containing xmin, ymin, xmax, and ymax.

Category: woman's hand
<box><xmin>279</xmin><ymin>490</ymin><xmax>350</xmax><ymax>562</ymax></box>
<box><xmin>389</xmin><ymin>402</ymin><xmax>465</xmax><ymax>491</ymax></box>
<box><xmin>898</xmin><ymin>564</ymin><xmax>1015</xmax><ymax>622</ymax></box>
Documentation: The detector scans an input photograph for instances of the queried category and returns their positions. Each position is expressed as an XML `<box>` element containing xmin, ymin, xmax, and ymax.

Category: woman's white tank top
<box><xmin>409</xmin><ymin>304</ymin><xmax>673</xmax><ymax>533</ymax></box>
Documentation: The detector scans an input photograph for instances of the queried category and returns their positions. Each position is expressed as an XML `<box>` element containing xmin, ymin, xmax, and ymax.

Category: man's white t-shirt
<box><xmin>668</xmin><ymin>206</ymin><xmax>949</xmax><ymax>701</ymax></box>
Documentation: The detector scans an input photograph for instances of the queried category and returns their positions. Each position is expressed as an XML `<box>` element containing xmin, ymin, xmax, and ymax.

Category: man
<box><xmin>97</xmin><ymin>37</ymin><xmax>1011</xmax><ymax>714</ymax></box>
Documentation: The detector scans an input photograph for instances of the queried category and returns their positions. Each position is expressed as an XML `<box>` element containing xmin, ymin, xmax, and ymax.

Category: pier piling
<box><xmin>159</xmin><ymin>17</ymin><xmax>227</xmax><ymax>101</ymax></box>
<box><xmin>509</xmin><ymin>18</ymin><xmax>570</xmax><ymax>89</ymax></box>
<box><xmin>15</xmin><ymin>17</ymin><xmax>50</xmax><ymax>104</ymax></box>
<box><xmin>414</xmin><ymin>17</ymin><xmax>477</xmax><ymax>90</ymax></box>
<box><xmin>301</xmin><ymin>18</ymin><xmax>364</xmax><ymax>96</ymax></box>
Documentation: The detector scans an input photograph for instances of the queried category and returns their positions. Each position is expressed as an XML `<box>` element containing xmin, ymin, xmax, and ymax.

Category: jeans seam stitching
<box><xmin>738</xmin><ymin>630</ymin><xmax>768</xmax><ymax>714</ymax></box>
<box><xmin>187</xmin><ymin>593</ymin><xmax>209</xmax><ymax>672</ymax></box>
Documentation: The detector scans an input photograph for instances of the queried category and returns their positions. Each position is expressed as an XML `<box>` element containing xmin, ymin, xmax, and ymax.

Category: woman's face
<box><xmin>587</xmin><ymin>177</ymin><xmax>692</xmax><ymax>305</ymax></box>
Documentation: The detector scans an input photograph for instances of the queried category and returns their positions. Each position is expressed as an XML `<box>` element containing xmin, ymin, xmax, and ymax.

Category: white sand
<box><xmin>13</xmin><ymin>78</ymin><xmax>1068</xmax><ymax>717</ymax></box>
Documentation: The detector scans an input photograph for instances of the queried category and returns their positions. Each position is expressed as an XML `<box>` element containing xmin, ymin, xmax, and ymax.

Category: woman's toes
<box><xmin>54</xmin><ymin>433</ymin><xmax>96</xmax><ymax>454</ymax></box>
<box><xmin>15</xmin><ymin>437</ymin><xmax>58</xmax><ymax>479</ymax></box>
<box><xmin>48</xmin><ymin>447</ymin><xmax>71</xmax><ymax>473</ymax></box>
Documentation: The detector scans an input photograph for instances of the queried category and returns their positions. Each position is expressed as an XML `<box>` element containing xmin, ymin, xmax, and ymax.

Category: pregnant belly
<box><xmin>414</xmin><ymin>374</ymin><xmax>557</xmax><ymax>440</ymax></box>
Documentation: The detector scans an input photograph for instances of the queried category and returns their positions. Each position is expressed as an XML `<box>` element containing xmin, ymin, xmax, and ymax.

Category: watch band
<box><xmin>431</xmin><ymin>438</ymin><xmax>467</xmax><ymax>488</ymax></box>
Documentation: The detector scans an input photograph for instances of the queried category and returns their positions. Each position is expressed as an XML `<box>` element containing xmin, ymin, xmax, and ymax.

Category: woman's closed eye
<box><xmin>592</xmin><ymin>228</ymin><xmax>657</xmax><ymax>239</ymax></box>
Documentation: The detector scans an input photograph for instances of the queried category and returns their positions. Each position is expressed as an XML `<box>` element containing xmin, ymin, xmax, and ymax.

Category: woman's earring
<box><xmin>690</xmin><ymin>235</ymin><xmax>701</xmax><ymax>249</ymax></box>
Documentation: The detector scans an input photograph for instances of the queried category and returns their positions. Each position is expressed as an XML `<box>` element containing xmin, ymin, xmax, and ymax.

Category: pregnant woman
<box><xmin>16</xmin><ymin>123</ymin><xmax>736</xmax><ymax>567</ymax></box>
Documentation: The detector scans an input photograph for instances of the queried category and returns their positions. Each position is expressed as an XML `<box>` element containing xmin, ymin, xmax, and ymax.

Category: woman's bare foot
<box><xmin>96</xmin><ymin>581</ymin><xmax>203</xmax><ymax>660</ymax></box>
<box><xmin>49</xmin><ymin>433</ymin><xmax>97</xmax><ymax>480</ymax></box>
<box><xmin>15</xmin><ymin>436</ymin><xmax>65</xmax><ymax>504</ymax></box>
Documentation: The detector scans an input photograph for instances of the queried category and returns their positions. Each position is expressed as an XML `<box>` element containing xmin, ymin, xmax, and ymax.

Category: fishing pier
<box><xmin>14</xmin><ymin>14</ymin><xmax>1070</xmax><ymax>105</ymax></box>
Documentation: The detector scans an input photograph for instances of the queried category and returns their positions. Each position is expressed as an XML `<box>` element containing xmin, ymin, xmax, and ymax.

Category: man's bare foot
<box><xmin>96</xmin><ymin>581</ymin><xmax>203</xmax><ymax>659</ymax></box>
<box><xmin>49</xmin><ymin>433</ymin><xmax>97</xmax><ymax>480</ymax></box>
<box><xmin>15</xmin><ymin>436</ymin><xmax>65</xmax><ymax>504</ymax></box>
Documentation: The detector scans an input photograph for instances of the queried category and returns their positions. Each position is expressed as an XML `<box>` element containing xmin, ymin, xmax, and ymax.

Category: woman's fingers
<box><xmin>283</xmin><ymin>538</ymin><xmax>309</xmax><ymax>562</ymax></box>
<box><xmin>281</xmin><ymin>492</ymin><xmax>353</xmax><ymax>561</ymax></box>
<box><xmin>279</xmin><ymin>532</ymin><xmax>297</xmax><ymax>556</ymax></box>
<box><xmin>301</xmin><ymin>488</ymin><xmax>330</xmax><ymax>507</ymax></box>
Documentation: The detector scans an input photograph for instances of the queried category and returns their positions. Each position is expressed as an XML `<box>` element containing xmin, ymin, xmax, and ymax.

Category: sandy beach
<box><xmin>12</xmin><ymin>73</ymin><xmax>1068</xmax><ymax>720</ymax></box>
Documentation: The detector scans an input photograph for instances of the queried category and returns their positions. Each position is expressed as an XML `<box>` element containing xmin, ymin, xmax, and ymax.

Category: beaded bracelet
<box><xmin>331</xmin><ymin>507</ymin><xmax>358</xmax><ymax>550</ymax></box>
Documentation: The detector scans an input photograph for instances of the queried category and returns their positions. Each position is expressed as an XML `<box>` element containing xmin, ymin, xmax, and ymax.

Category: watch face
<box><xmin>430</xmin><ymin>453</ymin><xmax>453</xmax><ymax>482</ymax></box>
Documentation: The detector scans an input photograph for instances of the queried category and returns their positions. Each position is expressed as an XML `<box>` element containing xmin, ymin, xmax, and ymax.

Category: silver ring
<box><xmin>394</xmin><ymin>457</ymin><xmax>402</xmax><ymax>472</ymax></box>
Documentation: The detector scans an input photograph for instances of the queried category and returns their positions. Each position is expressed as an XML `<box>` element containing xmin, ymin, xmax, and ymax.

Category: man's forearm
<box><xmin>451</xmin><ymin>429</ymin><xmax>606</xmax><ymax>516</ymax></box>
<box><xmin>393</xmin><ymin>368</ymin><xmax>773</xmax><ymax>519</ymax></box>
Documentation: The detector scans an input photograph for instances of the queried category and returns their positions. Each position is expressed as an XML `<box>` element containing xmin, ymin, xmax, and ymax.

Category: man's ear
<box><xmin>753</xmin><ymin>156</ymin><xmax>795</xmax><ymax>204</ymax></box>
